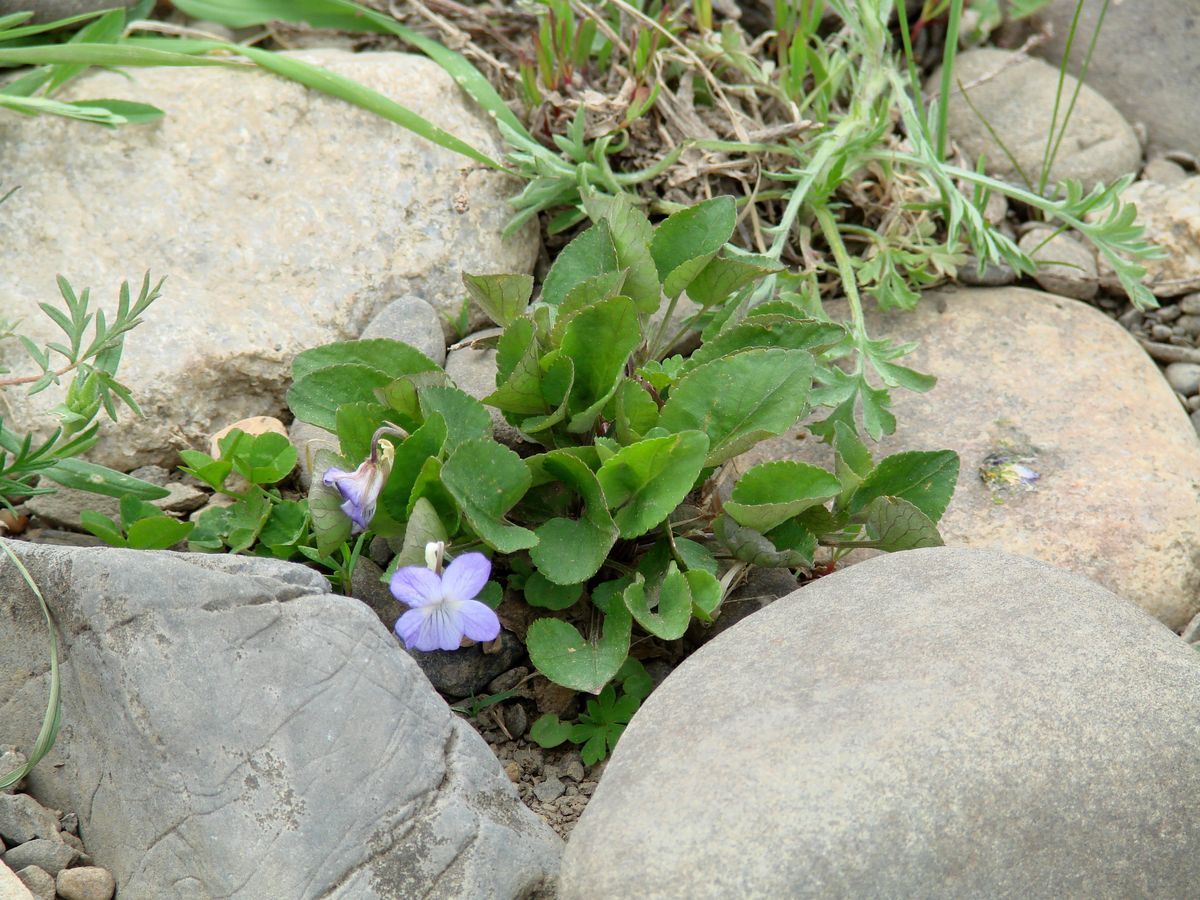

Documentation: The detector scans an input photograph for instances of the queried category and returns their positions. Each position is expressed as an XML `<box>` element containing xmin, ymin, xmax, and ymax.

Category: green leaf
<box><xmin>596</xmin><ymin>432</ymin><xmax>709</xmax><ymax>539</ymax></box>
<box><xmin>388</xmin><ymin>496</ymin><xmax>448</xmax><ymax>571</ymax></box>
<box><xmin>680</xmin><ymin>318</ymin><xmax>846</xmax><ymax>374</ymax></box>
<box><xmin>441</xmin><ymin>438</ymin><xmax>536</xmax><ymax>552</ymax></box>
<box><xmin>622</xmin><ymin>566</ymin><xmax>692</xmax><ymax>640</ymax></box>
<box><xmin>530</xmin><ymin>713</ymin><xmax>574</xmax><ymax>748</ymax></box>
<box><xmin>658</xmin><ymin>349</ymin><xmax>815</xmax><ymax>465</ymax></box>
<box><xmin>418</xmin><ymin>385</ymin><xmax>492</xmax><ymax>452</ymax></box>
<box><xmin>526</xmin><ymin>603</ymin><xmax>632</xmax><ymax>694</ymax></box>
<box><xmin>380</xmin><ymin>414</ymin><xmax>448</xmax><ymax>522</ymax></box>
<box><xmin>713</xmin><ymin>514</ymin><xmax>811</xmax><ymax>568</ymax></box>
<box><xmin>551</xmin><ymin>270</ymin><xmax>629</xmax><ymax>343</ymax></box>
<box><xmin>581</xmin><ymin>193</ymin><xmax>660</xmax><ymax>313</ymax></box>
<box><xmin>610</xmin><ymin>377</ymin><xmax>660</xmax><ymax>444</ymax></box>
<box><xmin>649</xmin><ymin>196</ymin><xmax>737</xmax><ymax>299</ymax></box>
<box><xmin>560</xmin><ymin>296</ymin><xmax>641</xmax><ymax>432</ymax></box>
<box><xmin>335</xmin><ymin>401</ymin><xmax>389</xmax><ymax>463</ymax></box>
<box><xmin>309</xmin><ymin>449</ymin><xmax>354</xmax><ymax>556</ymax></box>
<box><xmin>287</xmin><ymin>364</ymin><xmax>396</xmax><ymax>432</ymax></box>
<box><xmin>40</xmin><ymin>458</ymin><xmax>169</xmax><ymax>500</ymax></box>
<box><xmin>686</xmin><ymin>253</ymin><xmax>784</xmax><ymax>307</ymax></box>
<box><xmin>488</xmin><ymin>319</ymin><xmax>547</xmax><ymax>416</ymax></box>
<box><xmin>292</xmin><ymin>338</ymin><xmax>440</xmax><ymax>381</ymax></box>
<box><xmin>78</xmin><ymin>510</ymin><xmax>125</xmax><ymax>547</ymax></box>
<box><xmin>519</xmin><ymin>354</ymin><xmax>574</xmax><ymax>435</ymax></box>
<box><xmin>540</xmin><ymin>220</ymin><xmax>618</xmax><ymax>306</ymax></box>
<box><xmin>377</xmin><ymin>370</ymin><xmax>451</xmax><ymax>432</ymax></box>
<box><xmin>118</xmin><ymin>495</ymin><xmax>161</xmax><ymax>528</ymax></box>
<box><xmin>616</xmin><ymin>657</ymin><xmax>653</xmax><ymax>701</ymax></box>
<box><xmin>849</xmin><ymin>450</ymin><xmax>960</xmax><ymax>523</ymax></box>
<box><xmin>233</xmin><ymin>431</ymin><xmax>298</xmax><ymax>486</ymax></box>
<box><xmin>834</xmin><ymin>420</ymin><xmax>873</xmax><ymax>478</ymax></box>
<box><xmin>686</xmin><ymin>568</ymin><xmax>722</xmax><ymax>622</ymax></box>
<box><xmin>258</xmin><ymin>500</ymin><xmax>310</xmax><ymax>554</ymax></box>
<box><xmin>862</xmin><ymin>496</ymin><xmax>945</xmax><ymax>551</ymax></box>
<box><xmin>725</xmin><ymin>460</ymin><xmax>841</xmax><ymax>533</ymax></box>
<box><xmin>405</xmin><ymin>456</ymin><xmax>460</xmax><ymax>533</ymax></box>
<box><xmin>69</xmin><ymin>98</ymin><xmax>163</xmax><ymax>123</ymax></box>
<box><xmin>463</xmin><ymin>272</ymin><xmax>534</xmax><ymax>327</ymax></box>
<box><xmin>527</xmin><ymin>451</ymin><xmax>618</xmax><ymax>584</ymax></box>
<box><xmin>224</xmin><ymin>491</ymin><xmax>272</xmax><ymax>554</ymax></box>
<box><xmin>524</xmin><ymin>572</ymin><xmax>583</xmax><ymax>610</ymax></box>
<box><xmin>187</xmin><ymin>505</ymin><xmax>231</xmax><ymax>553</ymax></box>
<box><xmin>125</xmin><ymin>515</ymin><xmax>194</xmax><ymax>550</ymax></box>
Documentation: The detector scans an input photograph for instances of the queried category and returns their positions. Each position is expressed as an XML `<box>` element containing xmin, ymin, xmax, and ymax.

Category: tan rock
<box><xmin>1097</xmin><ymin>177</ymin><xmax>1200</xmax><ymax>298</ymax></box>
<box><xmin>930</xmin><ymin>48</ymin><xmax>1141</xmax><ymax>189</ymax></box>
<box><xmin>0</xmin><ymin>860</ymin><xmax>33</xmax><ymax>900</ymax></box>
<box><xmin>733</xmin><ymin>287</ymin><xmax>1200</xmax><ymax>629</ymax></box>
<box><xmin>0</xmin><ymin>50</ymin><xmax>536</xmax><ymax>470</ymax></box>
<box><xmin>1018</xmin><ymin>227</ymin><xmax>1098</xmax><ymax>300</ymax></box>
<box><xmin>208</xmin><ymin>416</ymin><xmax>289</xmax><ymax>458</ymax></box>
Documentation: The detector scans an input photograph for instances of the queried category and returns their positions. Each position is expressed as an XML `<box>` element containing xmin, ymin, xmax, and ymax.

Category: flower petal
<box><xmin>428</xmin><ymin>605</ymin><xmax>466</xmax><ymax>651</ymax></box>
<box><xmin>390</xmin><ymin>566</ymin><xmax>443</xmax><ymax>608</ymax></box>
<box><xmin>456</xmin><ymin>599</ymin><xmax>501</xmax><ymax>643</ymax></box>
<box><xmin>324</xmin><ymin>459</ymin><xmax>385</xmax><ymax>533</ymax></box>
<box><xmin>393</xmin><ymin>608</ymin><xmax>427</xmax><ymax>648</ymax></box>
<box><xmin>441</xmin><ymin>552</ymin><xmax>491</xmax><ymax>602</ymax></box>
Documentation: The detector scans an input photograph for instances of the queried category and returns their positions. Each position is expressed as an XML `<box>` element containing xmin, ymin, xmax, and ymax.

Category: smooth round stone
<box><xmin>359</xmin><ymin>294</ymin><xmax>447</xmax><ymax>366</ymax></box>
<box><xmin>931</xmin><ymin>48</ymin><xmax>1140</xmax><ymax>189</ymax></box>
<box><xmin>56</xmin><ymin>866</ymin><xmax>116</xmax><ymax>900</ymax></box>
<box><xmin>561</xmin><ymin>548</ymin><xmax>1200</xmax><ymax>899</ymax></box>
<box><xmin>1017</xmin><ymin>228</ymin><xmax>1097</xmax><ymax>300</ymax></box>
<box><xmin>1165</xmin><ymin>362</ymin><xmax>1200</xmax><ymax>396</ymax></box>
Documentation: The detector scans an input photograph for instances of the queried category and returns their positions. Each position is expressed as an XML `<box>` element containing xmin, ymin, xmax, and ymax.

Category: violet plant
<box><xmin>287</xmin><ymin>193</ymin><xmax>960</xmax><ymax>759</ymax></box>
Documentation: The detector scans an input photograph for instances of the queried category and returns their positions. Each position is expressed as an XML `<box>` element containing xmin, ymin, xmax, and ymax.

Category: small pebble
<box><xmin>1142</xmin><ymin>157</ymin><xmax>1189</xmax><ymax>186</ymax></box>
<box><xmin>0</xmin><ymin>747</ymin><xmax>27</xmax><ymax>794</ymax></box>
<box><xmin>1157</xmin><ymin>304</ymin><xmax>1183</xmax><ymax>322</ymax></box>
<box><xmin>1182</xmin><ymin>293</ymin><xmax>1200</xmax><ymax>315</ymax></box>
<box><xmin>15</xmin><ymin>865</ymin><xmax>55</xmax><ymax>900</ymax></box>
<box><xmin>533</xmin><ymin>777</ymin><xmax>566</xmax><ymax>803</ymax></box>
<box><xmin>1178</xmin><ymin>314</ymin><xmax>1200</xmax><ymax>337</ymax></box>
<box><xmin>487</xmin><ymin>667</ymin><xmax>529</xmax><ymax>695</ymax></box>
<box><xmin>502</xmin><ymin>704</ymin><xmax>528</xmax><ymax>739</ymax></box>
<box><xmin>1151</xmin><ymin>324</ymin><xmax>1174</xmax><ymax>340</ymax></box>
<box><xmin>503</xmin><ymin>761</ymin><xmax>521</xmax><ymax>783</ymax></box>
<box><xmin>1165</xmin><ymin>363</ymin><xmax>1200</xmax><ymax>396</ymax></box>
<box><xmin>56</xmin><ymin>866</ymin><xmax>117</xmax><ymax>900</ymax></box>
<box><xmin>0</xmin><ymin>793</ymin><xmax>61</xmax><ymax>844</ymax></box>
<box><xmin>1191</xmin><ymin>409</ymin><xmax>1200</xmax><ymax>436</ymax></box>
<box><xmin>959</xmin><ymin>258</ymin><xmax>1016</xmax><ymax>287</ymax></box>
<box><xmin>1186</xmin><ymin>395</ymin><xmax>1200</xmax><ymax>412</ymax></box>
<box><xmin>563</xmin><ymin>759</ymin><xmax>586</xmax><ymax>783</ymax></box>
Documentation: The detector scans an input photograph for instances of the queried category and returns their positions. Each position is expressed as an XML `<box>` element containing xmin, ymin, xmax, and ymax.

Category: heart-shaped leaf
<box><xmin>524</xmin><ymin>572</ymin><xmax>583</xmax><ymax>610</ymax></box>
<box><xmin>540</xmin><ymin>219</ymin><xmax>619</xmax><ymax>306</ymax></box>
<box><xmin>527</xmin><ymin>602</ymin><xmax>632</xmax><ymax>694</ymax></box>
<box><xmin>650</xmin><ymin>196</ymin><xmax>736</xmax><ymax>298</ymax></box>
<box><xmin>686</xmin><ymin>252</ymin><xmax>783</xmax><ymax>307</ymax></box>
<box><xmin>527</xmin><ymin>451</ymin><xmax>618</xmax><ymax>584</ymax></box>
<box><xmin>621</xmin><ymin>565</ymin><xmax>692</xmax><ymax>640</ymax></box>
<box><xmin>848</xmin><ymin>450</ymin><xmax>960</xmax><ymax>523</ymax></box>
<box><xmin>862</xmin><ymin>495</ymin><xmax>944</xmax><ymax>551</ymax></box>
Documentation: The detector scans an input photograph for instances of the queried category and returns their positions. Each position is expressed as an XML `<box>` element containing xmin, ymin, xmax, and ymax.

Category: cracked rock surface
<box><xmin>0</xmin><ymin>543</ymin><xmax>560</xmax><ymax>899</ymax></box>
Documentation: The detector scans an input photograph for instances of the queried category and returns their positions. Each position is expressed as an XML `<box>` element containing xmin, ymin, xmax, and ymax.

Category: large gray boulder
<box><xmin>0</xmin><ymin>543</ymin><xmax>560</xmax><ymax>898</ymax></box>
<box><xmin>726</xmin><ymin>287</ymin><xmax>1200</xmax><ymax>630</ymax></box>
<box><xmin>561</xmin><ymin>548</ymin><xmax>1200</xmax><ymax>898</ymax></box>
<box><xmin>0</xmin><ymin>50</ymin><xmax>536</xmax><ymax>470</ymax></box>
<box><xmin>1033</xmin><ymin>0</ymin><xmax>1200</xmax><ymax>158</ymax></box>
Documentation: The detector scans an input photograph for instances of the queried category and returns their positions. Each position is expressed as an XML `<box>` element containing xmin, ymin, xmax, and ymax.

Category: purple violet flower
<box><xmin>391</xmin><ymin>549</ymin><xmax>500</xmax><ymax>652</ymax></box>
<box><xmin>322</xmin><ymin>429</ymin><xmax>401</xmax><ymax>534</ymax></box>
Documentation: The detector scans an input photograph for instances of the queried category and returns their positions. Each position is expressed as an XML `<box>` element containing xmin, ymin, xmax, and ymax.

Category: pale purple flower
<box><xmin>391</xmin><ymin>551</ymin><xmax>500</xmax><ymax>652</ymax></box>
<box><xmin>323</xmin><ymin>457</ymin><xmax>388</xmax><ymax>534</ymax></box>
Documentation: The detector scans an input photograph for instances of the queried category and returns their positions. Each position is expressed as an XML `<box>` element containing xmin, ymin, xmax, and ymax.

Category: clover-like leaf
<box><xmin>530</xmin><ymin>713</ymin><xmax>574</xmax><ymax>748</ymax></box>
<box><xmin>596</xmin><ymin>431</ymin><xmax>709</xmax><ymax>539</ymax></box>
<box><xmin>441</xmin><ymin>437</ymin><xmax>537</xmax><ymax>553</ymax></box>
<box><xmin>526</xmin><ymin>602</ymin><xmax>632</xmax><ymax>694</ymax></box>
<box><xmin>233</xmin><ymin>432</ymin><xmax>297</xmax><ymax>487</ymax></box>
<box><xmin>658</xmin><ymin>349</ymin><xmax>815</xmax><ymax>465</ymax></box>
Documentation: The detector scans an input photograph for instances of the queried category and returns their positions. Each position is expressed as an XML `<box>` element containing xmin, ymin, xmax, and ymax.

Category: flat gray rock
<box><xmin>0</xmin><ymin>50</ymin><xmax>536</xmax><ymax>470</ymax></box>
<box><xmin>0</xmin><ymin>543</ymin><xmax>559</xmax><ymax>898</ymax></box>
<box><xmin>930</xmin><ymin>48</ymin><xmax>1141</xmax><ymax>189</ymax></box>
<box><xmin>561</xmin><ymin>548</ymin><xmax>1200</xmax><ymax>898</ymax></box>
<box><xmin>1033</xmin><ymin>0</ymin><xmax>1200</xmax><ymax>158</ymax></box>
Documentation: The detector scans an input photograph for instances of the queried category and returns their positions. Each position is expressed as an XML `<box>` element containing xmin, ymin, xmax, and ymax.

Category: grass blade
<box><xmin>0</xmin><ymin>540</ymin><xmax>62</xmax><ymax>792</ymax></box>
